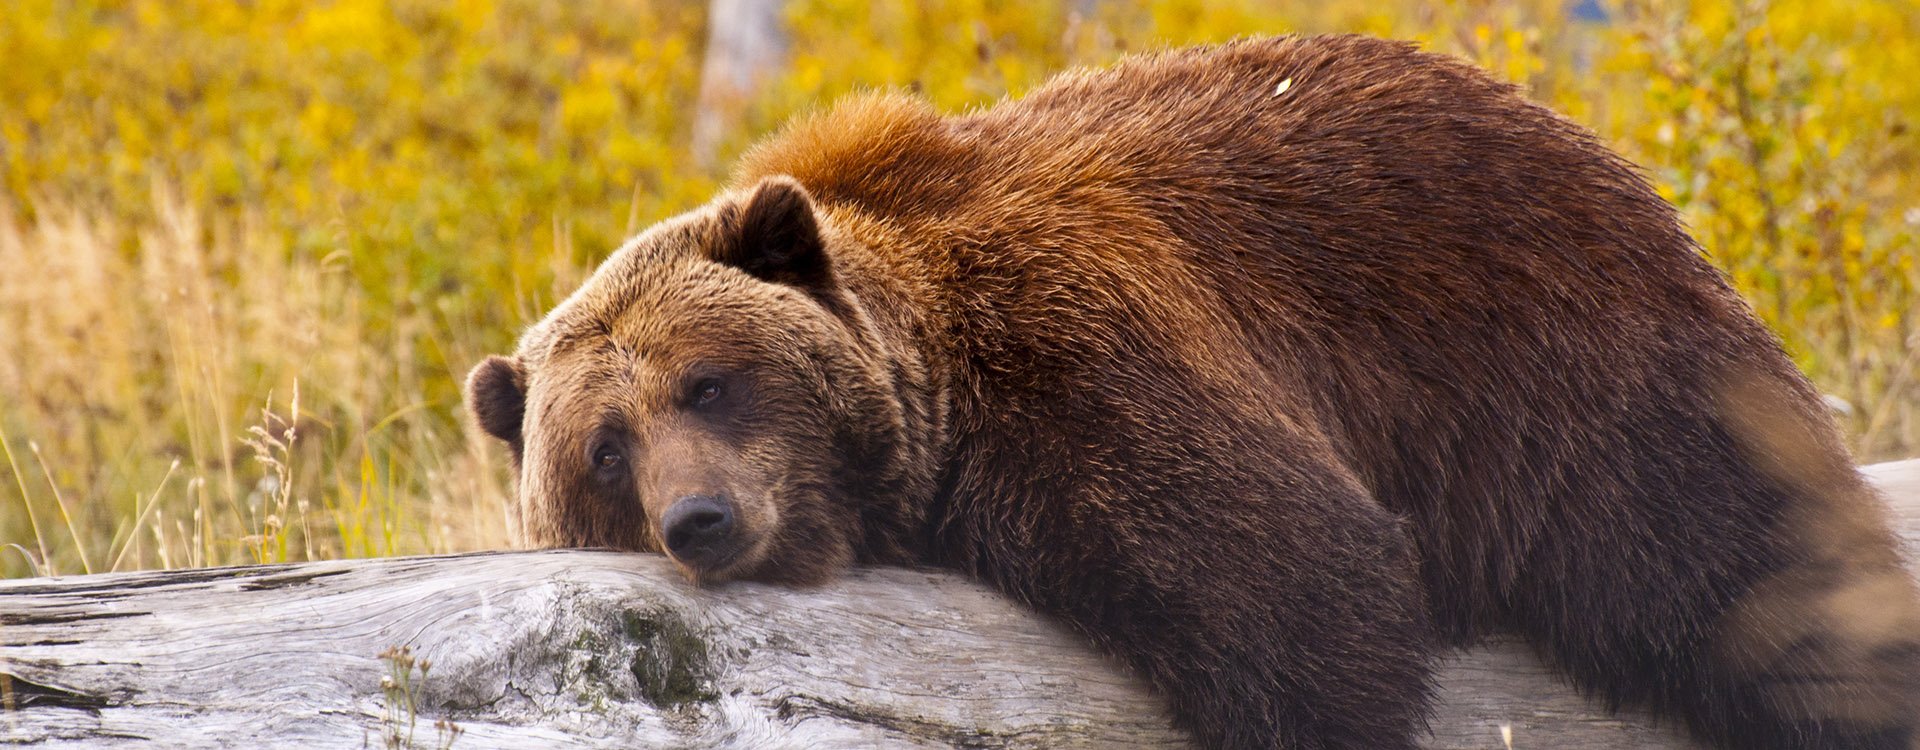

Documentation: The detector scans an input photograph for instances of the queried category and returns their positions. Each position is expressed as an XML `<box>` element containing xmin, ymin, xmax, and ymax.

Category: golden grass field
<box><xmin>1</xmin><ymin>0</ymin><xmax>1916</xmax><ymax>577</ymax></box>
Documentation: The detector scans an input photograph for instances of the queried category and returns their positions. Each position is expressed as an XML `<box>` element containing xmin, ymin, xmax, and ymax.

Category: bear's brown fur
<box><xmin>468</xmin><ymin>35</ymin><xmax>1920</xmax><ymax>749</ymax></box>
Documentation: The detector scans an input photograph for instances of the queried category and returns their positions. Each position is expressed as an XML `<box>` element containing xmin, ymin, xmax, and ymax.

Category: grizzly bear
<box><xmin>466</xmin><ymin>35</ymin><xmax>1920</xmax><ymax>749</ymax></box>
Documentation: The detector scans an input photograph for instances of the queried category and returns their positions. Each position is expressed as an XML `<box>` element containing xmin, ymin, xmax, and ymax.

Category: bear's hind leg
<box><xmin>1695</xmin><ymin>476</ymin><xmax>1920</xmax><ymax>749</ymax></box>
<box><xmin>1510</xmin><ymin>466</ymin><xmax>1920</xmax><ymax>749</ymax></box>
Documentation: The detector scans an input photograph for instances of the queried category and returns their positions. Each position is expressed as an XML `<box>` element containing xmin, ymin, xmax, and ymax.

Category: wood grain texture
<box><xmin>3</xmin><ymin>459</ymin><xmax>1916</xmax><ymax>749</ymax></box>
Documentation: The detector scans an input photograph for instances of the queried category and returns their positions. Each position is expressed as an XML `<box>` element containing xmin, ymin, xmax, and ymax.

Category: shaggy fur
<box><xmin>469</xmin><ymin>35</ymin><xmax>1920</xmax><ymax>749</ymax></box>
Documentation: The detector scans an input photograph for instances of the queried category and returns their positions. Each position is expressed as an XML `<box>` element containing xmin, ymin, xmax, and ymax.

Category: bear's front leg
<box><xmin>950</xmin><ymin>438</ymin><xmax>1435</xmax><ymax>750</ymax></box>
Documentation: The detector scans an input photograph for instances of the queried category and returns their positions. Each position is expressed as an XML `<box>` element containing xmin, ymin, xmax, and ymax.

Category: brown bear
<box><xmin>466</xmin><ymin>35</ymin><xmax>1920</xmax><ymax>749</ymax></box>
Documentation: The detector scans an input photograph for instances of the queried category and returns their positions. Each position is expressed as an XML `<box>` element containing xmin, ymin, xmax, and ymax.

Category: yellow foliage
<box><xmin>0</xmin><ymin>0</ymin><xmax>1915</xmax><ymax>576</ymax></box>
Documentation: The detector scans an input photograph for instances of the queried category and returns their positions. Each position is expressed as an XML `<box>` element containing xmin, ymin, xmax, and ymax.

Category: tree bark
<box><xmin>691</xmin><ymin>0</ymin><xmax>787</xmax><ymax>170</ymax></box>
<box><xmin>3</xmin><ymin>460</ymin><xmax>1917</xmax><ymax>749</ymax></box>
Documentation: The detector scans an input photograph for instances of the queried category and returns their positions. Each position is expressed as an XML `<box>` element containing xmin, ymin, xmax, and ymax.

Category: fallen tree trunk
<box><xmin>4</xmin><ymin>461</ymin><xmax>1917</xmax><ymax>749</ymax></box>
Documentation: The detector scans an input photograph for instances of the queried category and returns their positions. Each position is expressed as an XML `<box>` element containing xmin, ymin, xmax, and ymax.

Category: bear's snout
<box><xmin>661</xmin><ymin>494</ymin><xmax>738</xmax><ymax>570</ymax></box>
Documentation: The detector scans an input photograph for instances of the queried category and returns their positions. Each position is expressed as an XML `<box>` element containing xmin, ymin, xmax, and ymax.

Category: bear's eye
<box><xmin>592</xmin><ymin>443</ymin><xmax>623</xmax><ymax>471</ymax></box>
<box><xmin>691</xmin><ymin>378</ymin><xmax>724</xmax><ymax>408</ymax></box>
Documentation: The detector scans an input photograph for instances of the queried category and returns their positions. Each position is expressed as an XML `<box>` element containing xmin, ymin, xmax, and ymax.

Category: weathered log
<box><xmin>3</xmin><ymin>460</ymin><xmax>1917</xmax><ymax>749</ymax></box>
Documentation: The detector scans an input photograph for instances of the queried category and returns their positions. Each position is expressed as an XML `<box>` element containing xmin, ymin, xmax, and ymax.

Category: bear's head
<box><xmin>465</xmin><ymin>177</ymin><xmax>929</xmax><ymax>585</ymax></box>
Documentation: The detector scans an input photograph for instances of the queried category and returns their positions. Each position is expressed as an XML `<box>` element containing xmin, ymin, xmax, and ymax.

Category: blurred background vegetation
<box><xmin>1</xmin><ymin>0</ymin><xmax>1915</xmax><ymax>577</ymax></box>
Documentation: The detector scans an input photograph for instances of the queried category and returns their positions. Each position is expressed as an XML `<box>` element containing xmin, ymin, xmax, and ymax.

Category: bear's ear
<box><xmin>466</xmin><ymin>355</ymin><xmax>527</xmax><ymax>446</ymax></box>
<box><xmin>717</xmin><ymin>176</ymin><xmax>833</xmax><ymax>289</ymax></box>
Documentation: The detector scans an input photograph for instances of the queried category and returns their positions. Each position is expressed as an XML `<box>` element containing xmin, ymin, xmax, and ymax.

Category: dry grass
<box><xmin>0</xmin><ymin>193</ymin><xmax>527</xmax><ymax>575</ymax></box>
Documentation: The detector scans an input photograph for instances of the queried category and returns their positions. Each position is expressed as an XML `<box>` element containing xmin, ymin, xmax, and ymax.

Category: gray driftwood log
<box><xmin>3</xmin><ymin>461</ymin><xmax>1917</xmax><ymax>749</ymax></box>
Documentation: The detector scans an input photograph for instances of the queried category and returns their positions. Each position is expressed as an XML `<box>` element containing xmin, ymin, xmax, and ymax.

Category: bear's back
<box><xmin>739</xmin><ymin>33</ymin><xmax>1800</xmax><ymax>467</ymax></box>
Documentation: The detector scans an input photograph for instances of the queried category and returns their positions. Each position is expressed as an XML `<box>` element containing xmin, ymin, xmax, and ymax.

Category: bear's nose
<box><xmin>661</xmin><ymin>494</ymin><xmax>736</xmax><ymax>568</ymax></box>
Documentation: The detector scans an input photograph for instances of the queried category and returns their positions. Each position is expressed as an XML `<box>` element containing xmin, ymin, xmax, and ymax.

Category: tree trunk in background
<box><xmin>2</xmin><ymin>460</ymin><xmax>1916</xmax><ymax>748</ymax></box>
<box><xmin>693</xmin><ymin>0</ymin><xmax>788</xmax><ymax>170</ymax></box>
